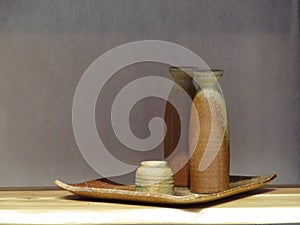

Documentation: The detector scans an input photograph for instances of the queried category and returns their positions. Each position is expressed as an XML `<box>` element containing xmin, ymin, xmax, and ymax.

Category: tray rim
<box><xmin>55</xmin><ymin>174</ymin><xmax>276</xmax><ymax>205</ymax></box>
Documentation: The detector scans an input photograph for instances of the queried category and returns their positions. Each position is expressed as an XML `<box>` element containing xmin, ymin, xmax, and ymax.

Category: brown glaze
<box><xmin>189</xmin><ymin>70</ymin><xmax>230</xmax><ymax>193</ymax></box>
<box><xmin>55</xmin><ymin>174</ymin><xmax>276</xmax><ymax>205</ymax></box>
<box><xmin>72</xmin><ymin>178</ymin><xmax>135</xmax><ymax>191</ymax></box>
<box><xmin>164</xmin><ymin>67</ymin><xmax>196</xmax><ymax>187</ymax></box>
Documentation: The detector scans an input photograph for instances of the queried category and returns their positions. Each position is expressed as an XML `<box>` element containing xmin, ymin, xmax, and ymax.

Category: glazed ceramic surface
<box><xmin>164</xmin><ymin>67</ymin><xmax>196</xmax><ymax>187</ymax></box>
<box><xmin>135</xmin><ymin>161</ymin><xmax>174</xmax><ymax>195</ymax></box>
<box><xmin>189</xmin><ymin>70</ymin><xmax>230</xmax><ymax>193</ymax></box>
<box><xmin>55</xmin><ymin>174</ymin><xmax>276</xmax><ymax>206</ymax></box>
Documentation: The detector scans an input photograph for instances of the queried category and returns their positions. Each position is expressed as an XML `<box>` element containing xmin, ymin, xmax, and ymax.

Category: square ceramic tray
<box><xmin>55</xmin><ymin>174</ymin><xmax>276</xmax><ymax>205</ymax></box>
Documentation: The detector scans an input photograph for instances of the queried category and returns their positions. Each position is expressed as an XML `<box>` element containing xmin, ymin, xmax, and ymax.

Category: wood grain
<box><xmin>0</xmin><ymin>185</ymin><xmax>299</xmax><ymax>224</ymax></box>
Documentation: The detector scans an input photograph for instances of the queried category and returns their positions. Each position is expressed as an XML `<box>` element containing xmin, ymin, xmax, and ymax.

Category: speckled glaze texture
<box><xmin>164</xmin><ymin>67</ymin><xmax>196</xmax><ymax>187</ymax></box>
<box><xmin>189</xmin><ymin>70</ymin><xmax>230</xmax><ymax>194</ymax></box>
<box><xmin>55</xmin><ymin>174</ymin><xmax>276</xmax><ymax>206</ymax></box>
<box><xmin>135</xmin><ymin>161</ymin><xmax>174</xmax><ymax>195</ymax></box>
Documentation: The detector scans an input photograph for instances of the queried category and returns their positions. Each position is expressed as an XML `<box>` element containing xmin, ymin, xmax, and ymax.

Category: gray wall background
<box><xmin>0</xmin><ymin>0</ymin><xmax>299</xmax><ymax>187</ymax></box>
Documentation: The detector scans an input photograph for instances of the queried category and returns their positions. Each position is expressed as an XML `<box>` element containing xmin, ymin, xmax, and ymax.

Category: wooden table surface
<box><xmin>0</xmin><ymin>186</ymin><xmax>299</xmax><ymax>224</ymax></box>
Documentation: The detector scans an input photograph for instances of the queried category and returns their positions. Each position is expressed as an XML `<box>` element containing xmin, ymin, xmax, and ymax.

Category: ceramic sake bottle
<box><xmin>164</xmin><ymin>67</ymin><xmax>196</xmax><ymax>187</ymax></box>
<box><xmin>189</xmin><ymin>70</ymin><xmax>230</xmax><ymax>193</ymax></box>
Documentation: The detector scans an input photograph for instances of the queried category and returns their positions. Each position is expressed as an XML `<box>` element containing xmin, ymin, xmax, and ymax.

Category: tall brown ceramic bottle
<box><xmin>189</xmin><ymin>70</ymin><xmax>229</xmax><ymax>193</ymax></box>
<box><xmin>164</xmin><ymin>67</ymin><xmax>196</xmax><ymax>187</ymax></box>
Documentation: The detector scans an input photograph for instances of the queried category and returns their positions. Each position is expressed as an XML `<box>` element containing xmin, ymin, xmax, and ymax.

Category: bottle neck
<box><xmin>169</xmin><ymin>67</ymin><xmax>196</xmax><ymax>97</ymax></box>
<box><xmin>192</xmin><ymin>70</ymin><xmax>223</xmax><ymax>90</ymax></box>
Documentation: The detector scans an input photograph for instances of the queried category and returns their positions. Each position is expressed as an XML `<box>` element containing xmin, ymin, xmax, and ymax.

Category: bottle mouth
<box><xmin>168</xmin><ymin>67</ymin><xmax>223</xmax><ymax>84</ymax></box>
<box><xmin>169</xmin><ymin>67</ymin><xmax>223</xmax><ymax>76</ymax></box>
<box><xmin>169</xmin><ymin>66</ymin><xmax>199</xmax><ymax>71</ymax></box>
<box><xmin>192</xmin><ymin>70</ymin><xmax>223</xmax><ymax>85</ymax></box>
<box><xmin>168</xmin><ymin>67</ymin><xmax>197</xmax><ymax>79</ymax></box>
<box><xmin>192</xmin><ymin>69</ymin><xmax>223</xmax><ymax>77</ymax></box>
<box><xmin>140</xmin><ymin>160</ymin><xmax>167</xmax><ymax>167</ymax></box>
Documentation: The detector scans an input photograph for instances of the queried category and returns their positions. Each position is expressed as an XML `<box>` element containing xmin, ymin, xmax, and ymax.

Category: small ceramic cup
<box><xmin>135</xmin><ymin>161</ymin><xmax>174</xmax><ymax>195</ymax></box>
